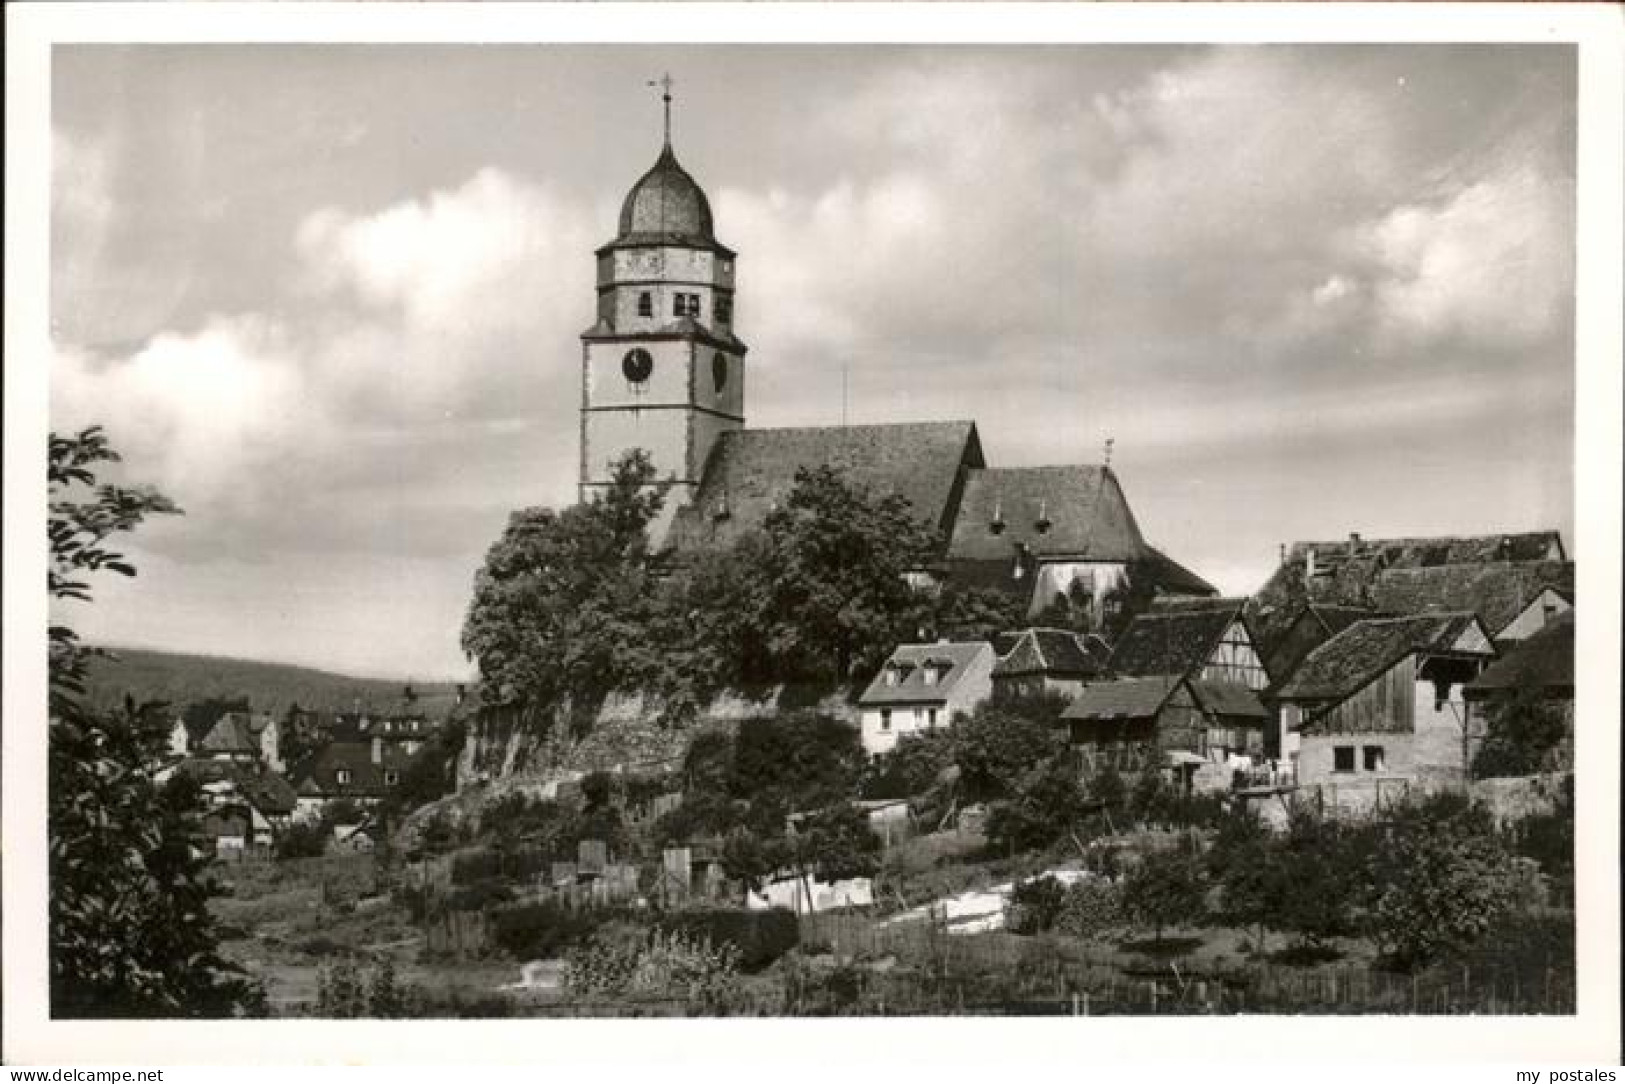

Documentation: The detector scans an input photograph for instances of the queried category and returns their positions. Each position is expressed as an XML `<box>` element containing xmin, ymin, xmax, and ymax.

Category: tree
<box><xmin>753</xmin><ymin>466</ymin><xmax>939</xmax><ymax>683</ymax></box>
<box><xmin>776</xmin><ymin>804</ymin><xmax>883</xmax><ymax>906</ymax></box>
<box><xmin>985</xmin><ymin>757</ymin><xmax>1090</xmax><ymax>854</ymax></box>
<box><xmin>928</xmin><ymin>584</ymin><xmax>1029</xmax><ymax>643</ymax></box>
<box><xmin>1472</xmin><ymin>689</ymin><xmax>1569</xmax><ymax>779</ymax></box>
<box><xmin>859</xmin><ymin>729</ymin><xmax>954</xmax><ymax>800</ymax></box>
<box><xmin>48</xmin><ymin>426</ymin><xmax>263</xmax><ymax>1017</ymax></box>
<box><xmin>1365</xmin><ymin>794</ymin><xmax>1519</xmax><ymax>968</ymax></box>
<box><xmin>727</xmin><ymin>713</ymin><xmax>866</xmax><ymax>830</ymax></box>
<box><xmin>951</xmin><ymin>702</ymin><xmax>1067</xmax><ymax>803</ymax></box>
<box><xmin>1121</xmin><ymin>847</ymin><xmax>1208</xmax><ymax>945</ymax></box>
<box><xmin>1207</xmin><ymin>808</ymin><xmax>1287</xmax><ymax>954</ymax></box>
<box><xmin>1273</xmin><ymin>804</ymin><xmax>1371</xmax><ymax>947</ymax></box>
<box><xmin>461</xmin><ymin>450</ymin><xmax>664</xmax><ymax>726</ymax></box>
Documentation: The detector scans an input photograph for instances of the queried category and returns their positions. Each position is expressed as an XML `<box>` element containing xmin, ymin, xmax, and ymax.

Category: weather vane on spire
<box><xmin>648</xmin><ymin>73</ymin><xmax>674</xmax><ymax>146</ymax></box>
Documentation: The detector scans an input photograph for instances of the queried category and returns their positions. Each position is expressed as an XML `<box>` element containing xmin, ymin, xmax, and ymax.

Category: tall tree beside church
<box><xmin>48</xmin><ymin>426</ymin><xmax>264</xmax><ymax>1017</ymax></box>
<box><xmin>461</xmin><ymin>450</ymin><xmax>664</xmax><ymax>726</ymax></box>
<box><xmin>753</xmin><ymin>466</ymin><xmax>940</xmax><ymax>684</ymax></box>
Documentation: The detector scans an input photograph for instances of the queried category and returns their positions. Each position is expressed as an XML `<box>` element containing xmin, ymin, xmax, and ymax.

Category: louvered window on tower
<box><xmin>638</xmin><ymin>291</ymin><xmax>653</xmax><ymax>317</ymax></box>
<box><xmin>716</xmin><ymin>296</ymin><xmax>733</xmax><ymax>323</ymax></box>
<box><xmin>674</xmin><ymin>293</ymin><xmax>701</xmax><ymax>318</ymax></box>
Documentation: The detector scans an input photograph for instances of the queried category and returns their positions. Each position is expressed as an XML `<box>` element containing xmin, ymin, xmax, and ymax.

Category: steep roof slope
<box><xmin>1108</xmin><ymin>603</ymin><xmax>1244</xmax><ymax>681</ymax></box>
<box><xmin>1063</xmin><ymin>676</ymin><xmax>1184</xmax><ymax>722</ymax></box>
<box><xmin>858</xmin><ymin>641</ymin><xmax>992</xmax><ymax>706</ymax></box>
<box><xmin>948</xmin><ymin>465</ymin><xmax>1141</xmax><ymax>562</ymax></box>
<box><xmin>669</xmin><ymin>421</ymin><xmax>984</xmax><ymax>552</ymax></box>
<box><xmin>1465</xmin><ymin>611</ymin><xmax>1575</xmax><ymax>696</ymax></box>
<box><xmin>1277</xmin><ymin>612</ymin><xmax>1489</xmax><ymax>703</ymax></box>
<box><xmin>992</xmin><ymin>628</ymin><xmax>1107</xmax><ymax>679</ymax></box>
<box><xmin>1367</xmin><ymin>561</ymin><xmax>1574</xmax><ymax>635</ymax></box>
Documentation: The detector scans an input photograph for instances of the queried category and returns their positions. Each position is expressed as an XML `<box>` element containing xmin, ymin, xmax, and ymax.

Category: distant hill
<box><xmin>83</xmin><ymin>646</ymin><xmax>466</xmax><ymax>718</ymax></box>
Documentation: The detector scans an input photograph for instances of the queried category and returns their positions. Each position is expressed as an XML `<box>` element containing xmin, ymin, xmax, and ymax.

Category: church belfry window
<box><xmin>674</xmin><ymin>293</ymin><xmax>701</xmax><ymax>319</ymax></box>
<box><xmin>637</xmin><ymin>291</ymin><xmax>652</xmax><ymax>317</ymax></box>
<box><xmin>715</xmin><ymin>295</ymin><xmax>733</xmax><ymax>323</ymax></box>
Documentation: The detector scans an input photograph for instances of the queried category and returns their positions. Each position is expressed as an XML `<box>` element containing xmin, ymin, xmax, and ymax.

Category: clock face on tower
<box><xmin>622</xmin><ymin>348</ymin><xmax>654</xmax><ymax>384</ymax></box>
<box><xmin>712</xmin><ymin>352</ymin><xmax>728</xmax><ymax>393</ymax></box>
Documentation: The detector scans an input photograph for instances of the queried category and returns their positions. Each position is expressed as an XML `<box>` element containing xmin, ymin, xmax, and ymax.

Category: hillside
<box><xmin>83</xmin><ymin>646</ymin><xmax>465</xmax><ymax>717</ymax></box>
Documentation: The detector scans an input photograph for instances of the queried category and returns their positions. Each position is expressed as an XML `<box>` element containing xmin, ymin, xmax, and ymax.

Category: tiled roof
<box><xmin>286</xmin><ymin>740</ymin><xmax>417</xmax><ymax>799</ymax></box>
<box><xmin>1188</xmin><ymin>680</ymin><xmax>1268</xmax><ymax>720</ymax></box>
<box><xmin>196</xmin><ymin>712</ymin><xmax>270</xmax><ymax>757</ymax></box>
<box><xmin>946</xmin><ymin>465</ymin><xmax>1143</xmax><ymax>563</ymax></box>
<box><xmin>1142</xmin><ymin>547</ymin><xmax>1219</xmax><ymax>597</ymax></box>
<box><xmin>177</xmin><ymin>759</ymin><xmax>297</xmax><ymax>816</ymax></box>
<box><xmin>1062</xmin><ymin>676</ymin><xmax>1184</xmax><ymax>722</ymax></box>
<box><xmin>1277</xmin><ymin>613</ymin><xmax>1490</xmax><ymax>703</ymax></box>
<box><xmin>858</xmin><ymin>641</ymin><xmax>993</xmax><ymax>706</ymax></box>
<box><xmin>1465</xmin><ymin>612</ymin><xmax>1574</xmax><ymax>696</ymax></box>
<box><xmin>1248</xmin><ymin>531</ymin><xmax>1567</xmax><ymax>649</ymax></box>
<box><xmin>1108</xmin><ymin>605</ymin><xmax>1243</xmax><ymax>681</ymax></box>
<box><xmin>670</xmin><ymin>421</ymin><xmax>985</xmax><ymax>552</ymax></box>
<box><xmin>992</xmin><ymin>628</ymin><xmax>1105</xmax><ymax>679</ymax></box>
<box><xmin>1261</xmin><ymin>604</ymin><xmax>1384</xmax><ymax>690</ymax></box>
<box><xmin>1367</xmin><ymin>561</ymin><xmax>1574</xmax><ymax>636</ymax></box>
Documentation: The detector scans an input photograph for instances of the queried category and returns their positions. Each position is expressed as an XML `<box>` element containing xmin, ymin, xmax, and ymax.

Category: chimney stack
<box><xmin>371</xmin><ymin>736</ymin><xmax>382</xmax><ymax>765</ymax></box>
<box><xmin>1349</xmin><ymin>532</ymin><xmax>1362</xmax><ymax>549</ymax></box>
<box><xmin>1306</xmin><ymin>547</ymin><xmax>1317</xmax><ymax>579</ymax></box>
<box><xmin>1278</xmin><ymin>543</ymin><xmax>1286</xmax><ymax>565</ymax></box>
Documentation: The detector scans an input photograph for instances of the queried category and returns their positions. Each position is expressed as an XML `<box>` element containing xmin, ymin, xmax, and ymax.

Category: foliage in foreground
<box><xmin>49</xmin><ymin>426</ymin><xmax>263</xmax><ymax>1018</ymax></box>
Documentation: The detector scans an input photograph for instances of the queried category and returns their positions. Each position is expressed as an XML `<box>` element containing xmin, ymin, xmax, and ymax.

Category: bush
<box><xmin>859</xmin><ymin>730</ymin><xmax>954</xmax><ymax>800</ymax></box>
<box><xmin>1005</xmin><ymin>875</ymin><xmax>1069</xmax><ymax>935</ymax></box>
<box><xmin>276</xmin><ymin>820</ymin><xmax>330</xmax><ymax>860</ymax></box>
<box><xmin>487</xmin><ymin>900</ymin><xmax>637</xmax><ymax>960</ymax></box>
<box><xmin>564</xmin><ymin>927</ymin><xmax>742</xmax><ymax>1011</ymax></box>
<box><xmin>952</xmin><ymin>703</ymin><xmax>1066</xmax><ymax>802</ymax></box>
<box><xmin>985</xmin><ymin>757</ymin><xmax>1089</xmax><ymax>854</ymax></box>
<box><xmin>1504</xmin><ymin>781</ymin><xmax>1574</xmax><ymax>907</ymax></box>
<box><xmin>1365</xmin><ymin>794</ymin><xmax>1521</xmax><ymax>968</ymax></box>
<box><xmin>657</xmin><ymin>908</ymin><xmax>799</xmax><ymax>973</ymax></box>
<box><xmin>1472</xmin><ymin>693</ymin><xmax>1569</xmax><ymax>778</ymax></box>
<box><xmin>1054</xmin><ymin>879</ymin><xmax>1122</xmax><ymax>939</ymax></box>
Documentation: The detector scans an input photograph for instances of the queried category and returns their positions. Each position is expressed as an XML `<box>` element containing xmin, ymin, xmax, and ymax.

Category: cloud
<box><xmin>53</xmin><ymin>168</ymin><xmax>598</xmax><ymax>566</ymax></box>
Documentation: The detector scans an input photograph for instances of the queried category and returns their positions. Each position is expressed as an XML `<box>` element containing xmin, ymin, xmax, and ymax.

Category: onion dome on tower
<box><xmin>614</xmin><ymin>143</ymin><xmax>717</xmax><ymax>247</ymax></box>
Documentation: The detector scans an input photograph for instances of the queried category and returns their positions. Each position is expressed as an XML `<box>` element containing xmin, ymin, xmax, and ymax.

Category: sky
<box><xmin>48</xmin><ymin>44</ymin><xmax>1578</xmax><ymax>680</ymax></box>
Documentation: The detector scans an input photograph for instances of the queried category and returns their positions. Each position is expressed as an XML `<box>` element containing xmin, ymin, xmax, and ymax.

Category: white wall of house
<box><xmin>1026</xmin><ymin>561</ymin><xmax>1128</xmax><ymax>620</ymax></box>
<box><xmin>1498</xmin><ymin>590</ymin><xmax>1572</xmax><ymax>642</ymax></box>
<box><xmin>860</xmin><ymin>703</ymin><xmax>950</xmax><ymax>757</ymax></box>
<box><xmin>746</xmin><ymin>874</ymin><xmax>874</xmax><ymax>914</ymax></box>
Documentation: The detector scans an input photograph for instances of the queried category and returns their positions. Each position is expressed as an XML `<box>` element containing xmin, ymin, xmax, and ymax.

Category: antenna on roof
<box><xmin>647</xmin><ymin>73</ymin><xmax>674</xmax><ymax>147</ymax></box>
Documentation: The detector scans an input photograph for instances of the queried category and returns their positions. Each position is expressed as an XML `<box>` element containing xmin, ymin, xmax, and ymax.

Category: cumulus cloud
<box><xmin>53</xmin><ymin>167</ymin><xmax>597</xmax><ymax>566</ymax></box>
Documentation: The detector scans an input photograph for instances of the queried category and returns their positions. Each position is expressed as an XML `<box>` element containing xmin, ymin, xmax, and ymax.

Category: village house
<box><xmin>1106</xmin><ymin>598</ymin><xmax>1272</xmax><ymax>691</ymax></box>
<box><xmin>1274</xmin><ymin>612</ymin><xmax>1497</xmax><ymax>799</ymax></box>
<box><xmin>856</xmin><ymin>641</ymin><xmax>995</xmax><ymax>757</ymax></box>
<box><xmin>177</xmin><ymin>759</ymin><xmax>298</xmax><ymax>858</ymax></box>
<box><xmin>192</xmin><ymin>710</ymin><xmax>283</xmax><ymax>771</ymax></box>
<box><xmin>1060</xmin><ymin>674</ymin><xmax>1269</xmax><ymax>792</ymax></box>
<box><xmin>1248</xmin><ymin>530</ymin><xmax>1569</xmax><ymax>657</ymax></box>
<box><xmin>989</xmin><ymin>626</ymin><xmax>1109</xmax><ymax>703</ymax></box>
<box><xmin>1462</xmin><ymin>610</ymin><xmax>1575</xmax><ymax>772</ymax></box>
<box><xmin>285</xmin><ymin>735</ymin><xmax>417</xmax><ymax>822</ymax></box>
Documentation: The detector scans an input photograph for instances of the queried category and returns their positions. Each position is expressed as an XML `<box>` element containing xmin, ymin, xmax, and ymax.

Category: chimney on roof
<box><xmin>1278</xmin><ymin>543</ymin><xmax>1286</xmax><ymax>565</ymax></box>
<box><xmin>1306</xmin><ymin>547</ymin><xmax>1316</xmax><ymax>579</ymax></box>
<box><xmin>1349</xmin><ymin>532</ymin><xmax>1362</xmax><ymax>550</ymax></box>
<box><xmin>371</xmin><ymin>736</ymin><xmax>382</xmax><ymax>765</ymax></box>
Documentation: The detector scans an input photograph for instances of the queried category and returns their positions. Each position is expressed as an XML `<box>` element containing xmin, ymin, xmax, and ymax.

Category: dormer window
<box><xmin>884</xmin><ymin>668</ymin><xmax>900</xmax><ymax>687</ymax></box>
<box><xmin>1034</xmin><ymin>499</ymin><xmax>1052</xmax><ymax>534</ymax></box>
<box><xmin>335</xmin><ymin>769</ymin><xmax>353</xmax><ymax>786</ymax></box>
<box><xmin>637</xmin><ymin>291</ymin><xmax>653</xmax><ymax>317</ymax></box>
<box><xmin>922</xmin><ymin>664</ymin><xmax>941</xmax><ymax>687</ymax></box>
<box><xmin>989</xmin><ymin>499</ymin><xmax>1005</xmax><ymax>535</ymax></box>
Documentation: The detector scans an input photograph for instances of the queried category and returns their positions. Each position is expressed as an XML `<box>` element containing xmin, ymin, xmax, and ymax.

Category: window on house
<box><xmin>923</xmin><ymin>665</ymin><xmax>940</xmax><ymax>687</ymax></box>
<box><xmin>884</xmin><ymin>668</ymin><xmax>899</xmax><ymax>687</ymax></box>
<box><xmin>335</xmin><ymin>768</ymin><xmax>353</xmax><ymax>785</ymax></box>
<box><xmin>880</xmin><ymin>709</ymin><xmax>892</xmax><ymax>731</ymax></box>
<box><xmin>928</xmin><ymin>708</ymin><xmax>939</xmax><ymax>727</ymax></box>
<box><xmin>384</xmin><ymin>770</ymin><xmax>400</xmax><ymax>786</ymax></box>
<box><xmin>1332</xmin><ymin>746</ymin><xmax>1355</xmax><ymax>773</ymax></box>
<box><xmin>637</xmin><ymin>291</ymin><xmax>652</xmax><ymax>317</ymax></box>
<box><xmin>1362</xmin><ymin>745</ymin><xmax>1385</xmax><ymax>772</ymax></box>
<box><xmin>674</xmin><ymin>293</ymin><xmax>701</xmax><ymax>318</ymax></box>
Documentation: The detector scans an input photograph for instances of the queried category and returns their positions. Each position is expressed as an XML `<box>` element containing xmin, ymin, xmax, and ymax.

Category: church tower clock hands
<box><xmin>579</xmin><ymin>75</ymin><xmax>747</xmax><ymax>541</ymax></box>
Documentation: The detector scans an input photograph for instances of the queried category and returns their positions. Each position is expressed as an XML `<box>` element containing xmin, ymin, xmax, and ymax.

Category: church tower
<box><xmin>580</xmin><ymin>81</ymin><xmax>746</xmax><ymax>537</ymax></box>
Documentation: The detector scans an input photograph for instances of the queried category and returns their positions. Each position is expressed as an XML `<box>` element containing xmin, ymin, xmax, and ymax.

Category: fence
<box><xmin>796</xmin><ymin>913</ymin><xmax>1574</xmax><ymax>1016</ymax></box>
